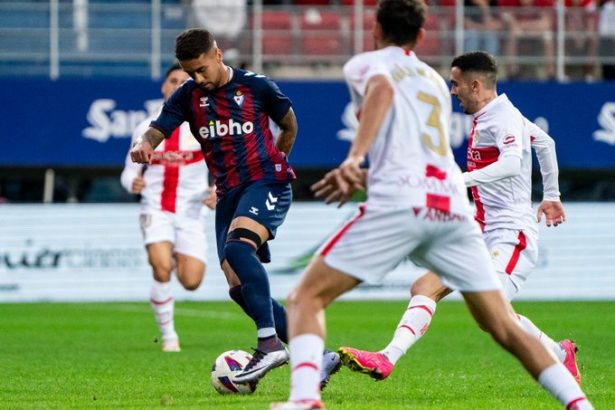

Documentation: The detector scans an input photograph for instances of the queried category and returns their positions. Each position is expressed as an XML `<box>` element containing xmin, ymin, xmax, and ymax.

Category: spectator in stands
<box><xmin>565</xmin><ymin>0</ymin><xmax>598</xmax><ymax>80</ymax></box>
<box><xmin>598</xmin><ymin>0</ymin><xmax>615</xmax><ymax>79</ymax></box>
<box><xmin>464</xmin><ymin>0</ymin><xmax>503</xmax><ymax>57</ymax></box>
<box><xmin>499</xmin><ymin>0</ymin><xmax>556</xmax><ymax>79</ymax></box>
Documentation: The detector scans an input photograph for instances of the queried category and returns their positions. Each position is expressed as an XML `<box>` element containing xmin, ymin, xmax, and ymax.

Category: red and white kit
<box><xmin>121</xmin><ymin>113</ymin><xmax>209</xmax><ymax>262</ymax></box>
<box><xmin>319</xmin><ymin>47</ymin><xmax>501</xmax><ymax>293</ymax></box>
<box><xmin>465</xmin><ymin>94</ymin><xmax>560</xmax><ymax>297</ymax></box>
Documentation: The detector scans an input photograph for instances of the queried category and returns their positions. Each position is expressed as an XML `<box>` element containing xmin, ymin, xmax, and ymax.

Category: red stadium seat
<box><xmin>414</xmin><ymin>14</ymin><xmax>443</xmax><ymax>58</ymax></box>
<box><xmin>261</xmin><ymin>10</ymin><xmax>294</xmax><ymax>56</ymax></box>
<box><xmin>300</xmin><ymin>9</ymin><xmax>343</xmax><ymax>57</ymax></box>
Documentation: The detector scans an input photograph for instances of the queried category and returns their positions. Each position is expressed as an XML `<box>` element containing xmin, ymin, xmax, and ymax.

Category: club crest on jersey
<box><xmin>233</xmin><ymin>91</ymin><xmax>244</xmax><ymax>107</ymax></box>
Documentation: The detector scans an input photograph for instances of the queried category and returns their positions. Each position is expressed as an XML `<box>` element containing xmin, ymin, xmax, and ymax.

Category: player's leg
<box><xmin>427</xmin><ymin>220</ymin><xmax>592</xmax><ymax>408</ymax></box>
<box><xmin>273</xmin><ymin>256</ymin><xmax>360</xmax><ymax>410</ymax></box>
<box><xmin>488</xmin><ymin>228</ymin><xmax>578</xmax><ymax>382</ymax></box>
<box><xmin>224</xmin><ymin>181</ymin><xmax>293</xmax><ymax>383</ymax></box>
<box><xmin>173</xmin><ymin>214</ymin><xmax>208</xmax><ymax>291</ymax></box>
<box><xmin>146</xmin><ymin>241</ymin><xmax>180</xmax><ymax>352</ymax></box>
<box><xmin>339</xmin><ymin>271</ymin><xmax>450</xmax><ymax>380</ymax></box>
<box><xmin>462</xmin><ymin>290</ymin><xmax>592</xmax><ymax>409</ymax></box>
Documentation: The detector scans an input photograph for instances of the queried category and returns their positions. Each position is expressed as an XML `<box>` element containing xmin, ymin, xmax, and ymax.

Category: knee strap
<box><xmin>227</xmin><ymin>228</ymin><xmax>263</xmax><ymax>249</ymax></box>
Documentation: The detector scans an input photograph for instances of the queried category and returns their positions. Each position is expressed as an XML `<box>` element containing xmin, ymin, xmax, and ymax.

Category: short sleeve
<box><xmin>343</xmin><ymin>53</ymin><xmax>391</xmax><ymax>98</ymax></box>
<box><xmin>150</xmin><ymin>82</ymin><xmax>190</xmax><ymax>137</ymax></box>
<box><xmin>261</xmin><ymin>77</ymin><xmax>292</xmax><ymax>124</ymax></box>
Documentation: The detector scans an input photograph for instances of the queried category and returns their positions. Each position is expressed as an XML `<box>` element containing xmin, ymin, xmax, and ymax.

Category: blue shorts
<box><xmin>215</xmin><ymin>180</ymin><xmax>292</xmax><ymax>264</ymax></box>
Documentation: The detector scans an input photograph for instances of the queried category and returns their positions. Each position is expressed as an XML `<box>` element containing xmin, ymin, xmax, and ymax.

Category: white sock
<box><xmin>538</xmin><ymin>363</ymin><xmax>593</xmax><ymax>409</ymax></box>
<box><xmin>381</xmin><ymin>295</ymin><xmax>436</xmax><ymax>364</ymax></box>
<box><xmin>517</xmin><ymin>315</ymin><xmax>566</xmax><ymax>362</ymax></box>
<box><xmin>288</xmin><ymin>334</ymin><xmax>324</xmax><ymax>403</ymax></box>
<box><xmin>150</xmin><ymin>280</ymin><xmax>177</xmax><ymax>342</ymax></box>
<box><xmin>257</xmin><ymin>327</ymin><xmax>277</xmax><ymax>339</ymax></box>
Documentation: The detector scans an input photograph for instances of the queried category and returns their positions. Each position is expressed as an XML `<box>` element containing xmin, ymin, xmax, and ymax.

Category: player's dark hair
<box><xmin>175</xmin><ymin>28</ymin><xmax>216</xmax><ymax>61</ymax></box>
<box><xmin>451</xmin><ymin>51</ymin><xmax>498</xmax><ymax>88</ymax></box>
<box><xmin>164</xmin><ymin>63</ymin><xmax>182</xmax><ymax>79</ymax></box>
<box><xmin>377</xmin><ymin>0</ymin><xmax>426</xmax><ymax>46</ymax></box>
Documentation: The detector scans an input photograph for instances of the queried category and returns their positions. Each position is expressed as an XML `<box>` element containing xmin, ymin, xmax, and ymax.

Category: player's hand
<box><xmin>130</xmin><ymin>139</ymin><xmax>154</xmax><ymax>164</ymax></box>
<box><xmin>536</xmin><ymin>200</ymin><xmax>566</xmax><ymax>227</ymax></box>
<box><xmin>311</xmin><ymin>168</ymin><xmax>364</xmax><ymax>208</ymax></box>
<box><xmin>204</xmin><ymin>186</ymin><xmax>217</xmax><ymax>210</ymax></box>
<box><xmin>131</xmin><ymin>174</ymin><xmax>145</xmax><ymax>194</ymax></box>
<box><xmin>339</xmin><ymin>154</ymin><xmax>365</xmax><ymax>186</ymax></box>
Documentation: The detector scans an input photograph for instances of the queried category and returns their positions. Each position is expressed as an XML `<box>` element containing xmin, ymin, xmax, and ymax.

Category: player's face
<box><xmin>449</xmin><ymin>67</ymin><xmax>477</xmax><ymax>115</ymax></box>
<box><xmin>161</xmin><ymin>69</ymin><xmax>189</xmax><ymax>101</ymax></box>
<box><xmin>180</xmin><ymin>47</ymin><xmax>225</xmax><ymax>91</ymax></box>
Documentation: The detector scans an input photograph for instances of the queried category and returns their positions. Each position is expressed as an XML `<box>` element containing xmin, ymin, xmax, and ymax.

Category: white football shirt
<box><xmin>121</xmin><ymin>111</ymin><xmax>208</xmax><ymax>219</ymax></box>
<box><xmin>466</xmin><ymin>94</ymin><xmax>536</xmax><ymax>233</ymax></box>
<box><xmin>343</xmin><ymin>46</ymin><xmax>471</xmax><ymax>215</ymax></box>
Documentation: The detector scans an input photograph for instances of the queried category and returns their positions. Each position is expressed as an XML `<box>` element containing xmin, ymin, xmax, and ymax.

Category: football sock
<box><xmin>272</xmin><ymin>298</ymin><xmax>289</xmax><ymax>344</ymax></box>
<box><xmin>538</xmin><ymin>363</ymin><xmax>593</xmax><ymax>409</ymax></box>
<box><xmin>258</xmin><ymin>332</ymin><xmax>284</xmax><ymax>353</ymax></box>
<box><xmin>229</xmin><ymin>285</ymin><xmax>288</xmax><ymax>344</ymax></box>
<box><xmin>225</xmin><ymin>240</ymin><xmax>276</xmax><ymax>332</ymax></box>
<box><xmin>150</xmin><ymin>280</ymin><xmax>177</xmax><ymax>341</ymax></box>
<box><xmin>381</xmin><ymin>295</ymin><xmax>436</xmax><ymax>364</ymax></box>
<box><xmin>289</xmin><ymin>334</ymin><xmax>323</xmax><ymax>402</ymax></box>
<box><xmin>517</xmin><ymin>314</ymin><xmax>566</xmax><ymax>362</ymax></box>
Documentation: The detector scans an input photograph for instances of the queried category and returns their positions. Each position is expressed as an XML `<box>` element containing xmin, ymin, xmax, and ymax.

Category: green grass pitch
<box><xmin>1</xmin><ymin>300</ymin><xmax>613</xmax><ymax>409</ymax></box>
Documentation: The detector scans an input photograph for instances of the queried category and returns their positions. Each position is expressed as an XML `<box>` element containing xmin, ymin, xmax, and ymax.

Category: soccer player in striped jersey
<box><xmin>337</xmin><ymin>52</ymin><xmax>581</xmax><ymax>387</ymax></box>
<box><xmin>121</xmin><ymin>63</ymin><xmax>214</xmax><ymax>352</ymax></box>
<box><xmin>130</xmin><ymin>29</ymin><xmax>340</xmax><ymax>386</ymax></box>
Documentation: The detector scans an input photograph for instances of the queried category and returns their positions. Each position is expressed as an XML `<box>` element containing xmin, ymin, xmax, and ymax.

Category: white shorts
<box><xmin>484</xmin><ymin>228</ymin><xmax>538</xmax><ymax>299</ymax></box>
<box><xmin>139</xmin><ymin>209</ymin><xmax>208</xmax><ymax>263</ymax></box>
<box><xmin>319</xmin><ymin>205</ymin><xmax>502</xmax><ymax>293</ymax></box>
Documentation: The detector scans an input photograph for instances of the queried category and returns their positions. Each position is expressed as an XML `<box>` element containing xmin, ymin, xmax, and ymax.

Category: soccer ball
<box><xmin>211</xmin><ymin>350</ymin><xmax>257</xmax><ymax>394</ymax></box>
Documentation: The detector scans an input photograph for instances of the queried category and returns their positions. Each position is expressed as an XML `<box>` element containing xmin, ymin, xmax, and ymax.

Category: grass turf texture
<box><xmin>1</xmin><ymin>301</ymin><xmax>613</xmax><ymax>409</ymax></box>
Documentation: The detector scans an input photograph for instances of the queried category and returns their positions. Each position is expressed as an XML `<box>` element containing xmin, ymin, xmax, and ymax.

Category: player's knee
<box><xmin>287</xmin><ymin>286</ymin><xmax>323</xmax><ymax>314</ymax></box>
<box><xmin>151</xmin><ymin>261</ymin><xmax>173</xmax><ymax>281</ymax></box>
<box><xmin>180</xmin><ymin>274</ymin><xmax>203</xmax><ymax>291</ymax></box>
<box><xmin>226</xmin><ymin>228</ymin><xmax>262</xmax><ymax>251</ymax></box>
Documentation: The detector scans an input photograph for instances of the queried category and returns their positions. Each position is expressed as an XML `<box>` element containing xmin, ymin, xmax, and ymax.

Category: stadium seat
<box><xmin>350</xmin><ymin>9</ymin><xmax>376</xmax><ymax>52</ymax></box>
<box><xmin>261</xmin><ymin>10</ymin><xmax>294</xmax><ymax>56</ymax></box>
<box><xmin>300</xmin><ymin>9</ymin><xmax>343</xmax><ymax>58</ymax></box>
<box><xmin>414</xmin><ymin>14</ymin><xmax>444</xmax><ymax>59</ymax></box>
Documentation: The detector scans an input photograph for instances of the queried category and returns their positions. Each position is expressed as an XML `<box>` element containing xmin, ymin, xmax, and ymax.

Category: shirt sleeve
<box><xmin>343</xmin><ymin>54</ymin><xmax>391</xmax><ymax>98</ymax></box>
<box><xmin>261</xmin><ymin>77</ymin><xmax>292</xmax><ymax>124</ymax></box>
<box><xmin>529</xmin><ymin>122</ymin><xmax>561</xmax><ymax>201</ymax></box>
<box><xmin>463</xmin><ymin>155</ymin><xmax>522</xmax><ymax>187</ymax></box>
<box><xmin>494</xmin><ymin>115</ymin><xmax>524</xmax><ymax>160</ymax></box>
<box><xmin>150</xmin><ymin>83</ymin><xmax>189</xmax><ymax>137</ymax></box>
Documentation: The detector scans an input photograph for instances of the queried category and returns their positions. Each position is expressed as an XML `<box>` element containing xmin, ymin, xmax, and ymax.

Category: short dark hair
<box><xmin>377</xmin><ymin>0</ymin><xmax>426</xmax><ymax>46</ymax></box>
<box><xmin>175</xmin><ymin>28</ymin><xmax>216</xmax><ymax>61</ymax></box>
<box><xmin>164</xmin><ymin>62</ymin><xmax>182</xmax><ymax>79</ymax></box>
<box><xmin>451</xmin><ymin>51</ymin><xmax>498</xmax><ymax>88</ymax></box>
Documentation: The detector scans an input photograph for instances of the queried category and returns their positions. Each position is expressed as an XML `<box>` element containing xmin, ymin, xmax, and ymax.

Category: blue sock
<box><xmin>229</xmin><ymin>285</ymin><xmax>288</xmax><ymax>343</ymax></box>
<box><xmin>225</xmin><ymin>240</ymin><xmax>276</xmax><ymax>331</ymax></box>
<box><xmin>271</xmin><ymin>298</ymin><xmax>288</xmax><ymax>344</ymax></box>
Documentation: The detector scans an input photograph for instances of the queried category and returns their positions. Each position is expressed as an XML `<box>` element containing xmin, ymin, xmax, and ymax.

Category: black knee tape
<box><xmin>227</xmin><ymin>228</ymin><xmax>263</xmax><ymax>249</ymax></box>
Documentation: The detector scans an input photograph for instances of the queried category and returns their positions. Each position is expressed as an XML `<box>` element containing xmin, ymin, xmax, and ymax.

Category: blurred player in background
<box><xmin>271</xmin><ymin>1</ymin><xmax>592</xmax><ymax>409</ymax></box>
<box><xmin>121</xmin><ymin>63</ymin><xmax>215</xmax><ymax>352</ymax></box>
<box><xmin>129</xmin><ymin>29</ymin><xmax>341</xmax><ymax>386</ymax></box>
<box><xmin>338</xmin><ymin>51</ymin><xmax>581</xmax><ymax>385</ymax></box>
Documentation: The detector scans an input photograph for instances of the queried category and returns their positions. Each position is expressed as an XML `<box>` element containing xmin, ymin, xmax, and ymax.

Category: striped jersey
<box><xmin>344</xmin><ymin>46</ymin><xmax>471</xmax><ymax>215</ymax></box>
<box><xmin>151</xmin><ymin>67</ymin><xmax>296</xmax><ymax>197</ymax></box>
<box><xmin>466</xmin><ymin>94</ymin><xmax>537</xmax><ymax>234</ymax></box>
<box><xmin>121</xmin><ymin>110</ymin><xmax>208</xmax><ymax>219</ymax></box>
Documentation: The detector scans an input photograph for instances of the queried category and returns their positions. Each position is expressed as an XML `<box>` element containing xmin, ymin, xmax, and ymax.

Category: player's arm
<box><xmin>275</xmin><ymin>107</ymin><xmax>298</xmax><ymax>157</ymax></box>
<box><xmin>130</xmin><ymin>127</ymin><xmax>165</xmax><ymax>164</ymax></box>
<box><xmin>530</xmin><ymin>124</ymin><xmax>565</xmax><ymax>226</ymax></box>
<box><xmin>341</xmin><ymin>74</ymin><xmax>394</xmax><ymax>185</ymax></box>
<box><xmin>463</xmin><ymin>155</ymin><xmax>521</xmax><ymax>187</ymax></box>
